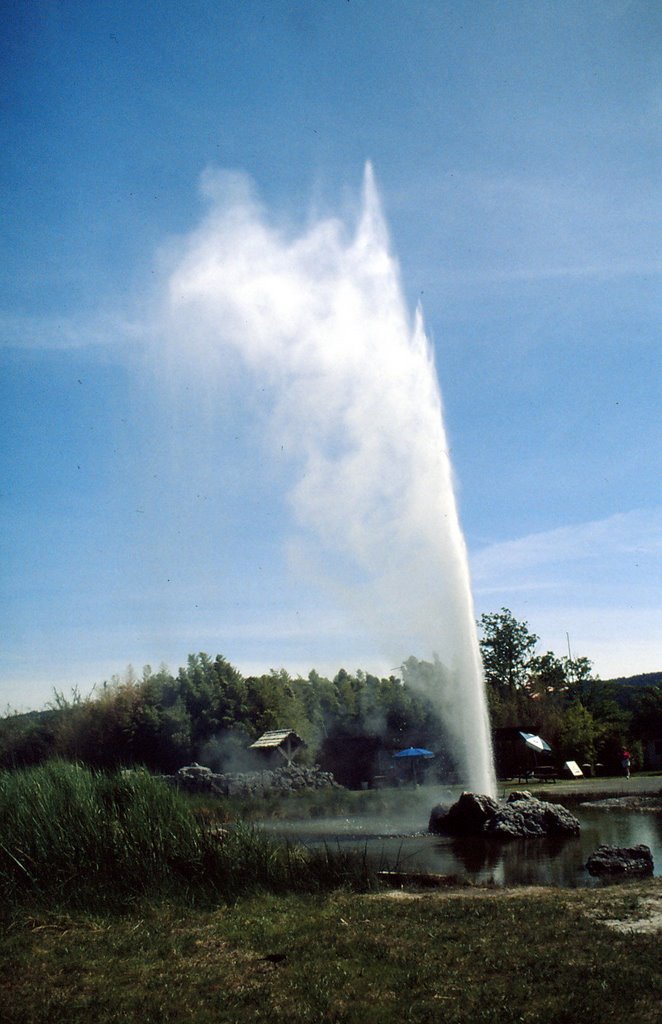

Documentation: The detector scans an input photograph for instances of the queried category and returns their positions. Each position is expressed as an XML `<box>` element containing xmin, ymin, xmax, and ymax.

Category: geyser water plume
<box><xmin>161</xmin><ymin>163</ymin><xmax>495</xmax><ymax>796</ymax></box>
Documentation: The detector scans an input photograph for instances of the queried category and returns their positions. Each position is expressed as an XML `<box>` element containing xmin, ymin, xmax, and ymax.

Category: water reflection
<box><xmin>265</xmin><ymin>803</ymin><xmax>662</xmax><ymax>888</ymax></box>
<box><xmin>449</xmin><ymin>834</ymin><xmax>583</xmax><ymax>886</ymax></box>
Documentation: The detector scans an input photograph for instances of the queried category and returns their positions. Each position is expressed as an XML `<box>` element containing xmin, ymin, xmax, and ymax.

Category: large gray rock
<box><xmin>429</xmin><ymin>790</ymin><xmax>580</xmax><ymax>839</ymax></box>
<box><xmin>429</xmin><ymin>792</ymin><xmax>499</xmax><ymax>835</ymax></box>
<box><xmin>485</xmin><ymin>795</ymin><xmax>580</xmax><ymax>838</ymax></box>
<box><xmin>586</xmin><ymin>844</ymin><xmax>654</xmax><ymax>877</ymax></box>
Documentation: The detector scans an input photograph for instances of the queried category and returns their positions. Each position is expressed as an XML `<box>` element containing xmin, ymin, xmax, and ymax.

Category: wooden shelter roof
<box><xmin>249</xmin><ymin>729</ymin><xmax>305</xmax><ymax>750</ymax></box>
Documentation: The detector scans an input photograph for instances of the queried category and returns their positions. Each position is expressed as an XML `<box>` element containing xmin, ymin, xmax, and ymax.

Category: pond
<box><xmin>261</xmin><ymin>796</ymin><xmax>662</xmax><ymax>887</ymax></box>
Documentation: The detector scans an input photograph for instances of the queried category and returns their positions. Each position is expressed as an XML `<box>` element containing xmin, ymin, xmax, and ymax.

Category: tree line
<box><xmin>480</xmin><ymin>608</ymin><xmax>661</xmax><ymax>772</ymax></box>
<box><xmin>0</xmin><ymin>655</ymin><xmax>448</xmax><ymax>784</ymax></box>
<box><xmin>1</xmin><ymin>609</ymin><xmax>660</xmax><ymax>779</ymax></box>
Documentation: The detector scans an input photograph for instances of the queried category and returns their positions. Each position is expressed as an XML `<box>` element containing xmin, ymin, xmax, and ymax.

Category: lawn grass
<box><xmin>2</xmin><ymin>881</ymin><xmax>660</xmax><ymax>1024</ymax></box>
<box><xmin>2</xmin><ymin>763</ymin><xmax>661</xmax><ymax>1022</ymax></box>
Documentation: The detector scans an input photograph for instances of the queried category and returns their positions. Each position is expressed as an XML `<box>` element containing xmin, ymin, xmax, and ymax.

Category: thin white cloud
<box><xmin>473</xmin><ymin>508</ymin><xmax>662</xmax><ymax>585</ymax></box>
<box><xmin>471</xmin><ymin>508</ymin><xmax>662</xmax><ymax>676</ymax></box>
<box><xmin>511</xmin><ymin>605</ymin><xmax>661</xmax><ymax>681</ymax></box>
<box><xmin>461</xmin><ymin>260</ymin><xmax>662</xmax><ymax>283</ymax></box>
<box><xmin>0</xmin><ymin>311</ymin><xmax>140</xmax><ymax>351</ymax></box>
<box><xmin>398</xmin><ymin>169</ymin><xmax>662</xmax><ymax>287</ymax></box>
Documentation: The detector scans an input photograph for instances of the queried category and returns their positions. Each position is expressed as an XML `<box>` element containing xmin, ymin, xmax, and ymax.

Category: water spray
<box><xmin>162</xmin><ymin>163</ymin><xmax>496</xmax><ymax>796</ymax></box>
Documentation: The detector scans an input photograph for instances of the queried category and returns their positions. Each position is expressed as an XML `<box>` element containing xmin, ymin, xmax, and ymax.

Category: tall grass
<box><xmin>0</xmin><ymin>762</ymin><xmax>378</xmax><ymax>907</ymax></box>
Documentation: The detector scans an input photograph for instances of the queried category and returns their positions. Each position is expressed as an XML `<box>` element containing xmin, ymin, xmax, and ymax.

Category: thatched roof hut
<box><xmin>249</xmin><ymin>729</ymin><xmax>306</xmax><ymax>765</ymax></box>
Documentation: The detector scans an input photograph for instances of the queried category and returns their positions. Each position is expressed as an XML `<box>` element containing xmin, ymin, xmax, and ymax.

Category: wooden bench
<box><xmin>516</xmin><ymin>766</ymin><xmax>558</xmax><ymax>783</ymax></box>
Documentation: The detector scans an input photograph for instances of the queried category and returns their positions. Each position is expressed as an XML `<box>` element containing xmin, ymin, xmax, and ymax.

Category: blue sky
<box><xmin>2</xmin><ymin>0</ymin><xmax>660</xmax><ymax>712</ymax></box>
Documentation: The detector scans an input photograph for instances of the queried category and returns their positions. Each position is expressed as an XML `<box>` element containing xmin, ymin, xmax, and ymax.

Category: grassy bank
<box><xmin>2</xmin><ymin>882</ymin><xmax>661</xmax><ymax>1024</ymax></box>
<box><xmin>2</xmin><ymin>762</ymin><xmax>661</xmax><ymax>1022</ymax></box>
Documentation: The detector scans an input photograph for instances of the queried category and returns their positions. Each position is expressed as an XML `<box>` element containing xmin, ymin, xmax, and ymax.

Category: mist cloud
<box><xmin>152</xmin><ymin>164</ymin><xmax>495</xmax><ymax>793</ymax></box>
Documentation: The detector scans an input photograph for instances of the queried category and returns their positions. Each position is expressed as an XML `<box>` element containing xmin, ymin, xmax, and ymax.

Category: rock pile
<box><xmin>164</xmin><ymin>762</ymin><xmax>341</xmax><ymax>798</ymax></box>
<box><xmin>429</xmin><ymin>790</ymin><xmax>581</xmax><ymax>838</ymax></box>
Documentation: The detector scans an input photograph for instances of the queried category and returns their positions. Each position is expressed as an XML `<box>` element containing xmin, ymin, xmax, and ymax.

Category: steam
<box><xmin>157</xmin><ymin>163</ymin><xmax>495</xmax><ymax>796</ymax></box>
<box><xmin>198</xmin><ymin>731</ymin><xmax>262</xmax><ymax>775</ymax></box>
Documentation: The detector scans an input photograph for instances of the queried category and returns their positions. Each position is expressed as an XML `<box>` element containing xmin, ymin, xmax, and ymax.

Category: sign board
<box><xmin>564</xmin><ymin>760</ymin><xmax>583</xmax><ymax>777</ymax></box>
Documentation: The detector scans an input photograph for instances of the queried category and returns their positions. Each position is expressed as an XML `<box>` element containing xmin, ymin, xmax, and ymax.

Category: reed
<box><xmin>0</xmin><ymin>762</ymin><xmax>379</xmax><ymax>907</ymax></box>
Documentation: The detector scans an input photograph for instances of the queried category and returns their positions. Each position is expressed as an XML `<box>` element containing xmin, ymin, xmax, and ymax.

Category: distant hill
<box><xmin>602</xmin><ymin>671</ymin><xmax>662</xmax><ymax>688</ymax></box>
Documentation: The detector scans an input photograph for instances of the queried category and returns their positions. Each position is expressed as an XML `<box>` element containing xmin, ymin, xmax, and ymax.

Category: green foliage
<box><xmin>479</xmin><ymin>608</ymin><xmax>539</xmax><ymax>695</ymax></box>
<box><xmin>631</xmin><ymin>684</ymin><xmax>662</xmax><ymax>741</ymax></box>
<box><xmin>0</xmin><ymin>762</ymin><xmax>380</xmax><ymax>909</ymax></box>
<box><xmin>0</xmin><ymin>709</ymin><xmax>61</xmax><ymax>767</ymax></box>
<box><xmin>1</xmin><ymin>611</ymin><xmax>659</xmax><ymax>777</ymax></box>
<box><xmin>0</xmin><ymin>761</ymin><xmax>203</xmax><ymax>904</ymax></box>
<box><xmin>478</xmin><ymin>608</ymin><xmax>662</xmax><ymax>770</ymax></box>
<box><xmin>0</xmin><ymin>654</ymin><xmax>455</xmax><ymax>780</ymax></box>
<box><xmin>603</xmin><ymin>670</ymin><xmax>662</xmax><ymax>688</ymax></box>
<box><xmin>556</xmin><ymin>702</ymin><xmax>599</xmax><ymax>764</ymax></box>
<box><xmin>527</xmin><ymin>650</ymin><xmax>567</xmax><ymax>698</ymax></box>
<box><xmin>177</xmin><ymin>652</ymin><xmax>248</xmax><ymax>744</ymax></box>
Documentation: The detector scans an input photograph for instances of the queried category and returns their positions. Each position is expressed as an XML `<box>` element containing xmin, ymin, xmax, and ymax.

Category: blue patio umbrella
<box><xmin>393</xmin><ymin>747</ymin><xmax>435</xmax><ymax>759</ymax></box>
<box><xmin>393</xmin><ymin>747</ymin><xmax>435</xmax><ymax>785</ymax></box>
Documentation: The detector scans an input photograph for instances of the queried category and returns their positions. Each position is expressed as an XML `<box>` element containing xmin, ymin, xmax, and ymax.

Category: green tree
<box><xmin>244</xmin><ymin>669</ymin><xmax>309</xmax><ymax>741</ymax></box>
<box><xmin>556</xmin><ymin>702</ymin><xmax>599</xmax><ymax>765</ymax></box>
<box><xmin>631</xmin><ymin>684</ymin><xmax>662</xmax><ymax>740</ymax></box>
<box><xmin>563</xmin><ymin>656</ymin><xmax>595</xmax><ymax>690</ymax></box>
<box><xmin>177</xmin><ymin>653</ymin><xmax>247</xmax><ymax>745</ymax></box>
<box><xmin>479</xmin><ymin>608</ymin><xmax>539</xmax><ymax>696</ymax></box>
<box><xmin>527</xmin><ymin>651</ymin><xmax>567</xmax><ymax>699</ymax></box>
<box><xmin>630</xmin><ymin>684</ymin><xmax>662</xmax><ymax>768</ymax></box>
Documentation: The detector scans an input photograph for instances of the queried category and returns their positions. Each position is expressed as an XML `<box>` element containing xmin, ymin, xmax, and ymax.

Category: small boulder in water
<box><xmin>586</xmin><ymin>844</ymin><xmax>653</xmax><ymax>877</ymax></box>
